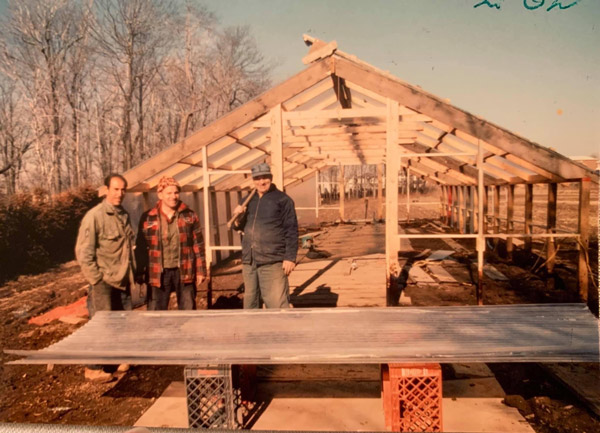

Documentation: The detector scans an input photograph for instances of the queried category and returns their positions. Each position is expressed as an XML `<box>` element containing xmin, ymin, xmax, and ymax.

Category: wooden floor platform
<box><xmin>7</xmin><ymin>304</ymin><xmax>599</xmax><ymax>365</ymax></box>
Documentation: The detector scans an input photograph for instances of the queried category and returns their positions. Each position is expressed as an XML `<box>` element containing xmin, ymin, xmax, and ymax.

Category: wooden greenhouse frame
<box><xmin>118</xmin><ymin>36</ymin><xmax>598</xmax><ymax>309</ymax></box>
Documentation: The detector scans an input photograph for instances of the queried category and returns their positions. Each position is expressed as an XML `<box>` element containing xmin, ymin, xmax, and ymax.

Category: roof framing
<box><xmin>121</xmin><ymin>37</ymin><xmax>597</xmax><ymax>194</ymax></box>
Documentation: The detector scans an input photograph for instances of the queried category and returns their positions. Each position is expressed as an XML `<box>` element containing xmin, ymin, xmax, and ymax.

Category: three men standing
<box><xmin>233</xmin><ymin>163</ymin><xmax>298</xmax><ymax>309</ymax></box>
<box><xmin>136</xmin><ymin>176</ymin><xmax>207</xmax><ymax>310</ymax></box>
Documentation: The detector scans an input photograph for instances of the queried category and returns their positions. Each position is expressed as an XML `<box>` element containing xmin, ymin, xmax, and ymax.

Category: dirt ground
<box><xmin>1</xmin><ymin>186</ymin><xmax>598</xmax><ymax>432</ymax></box>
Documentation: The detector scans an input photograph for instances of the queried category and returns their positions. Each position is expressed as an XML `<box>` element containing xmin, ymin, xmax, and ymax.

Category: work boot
<box><xmin>84</xmin><ymin>367</ymin><xmax>113</xmax><ymax>382</ymax></box>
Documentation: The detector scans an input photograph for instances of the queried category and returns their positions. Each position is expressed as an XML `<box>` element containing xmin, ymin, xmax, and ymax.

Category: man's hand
<box><xmin>196</xmin><ymin>275</ymin><xmax>206</xmax><ymax>286</ymax></box>
<box><xmin>233</xmin><ymin>205</ymin><xmax>246</xmax><ymax>215</ymax></box>
<box><xmin>282</xmin><ymin>260</ymin><xmax>295</xmax><ymax>276</ymax></box>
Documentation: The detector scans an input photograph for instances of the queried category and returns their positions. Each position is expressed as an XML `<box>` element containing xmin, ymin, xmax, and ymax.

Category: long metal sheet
<box><xmin>5</xmin><ymin>304</ymin><xmax>599</xmax><ymax>365</ymax></box>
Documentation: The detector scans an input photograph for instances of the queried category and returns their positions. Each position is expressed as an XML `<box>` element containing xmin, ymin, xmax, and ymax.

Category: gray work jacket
<box><xmin>75</xmin><ymin>200</ymin><xmax>136</xmax><ymax>289</ymax></box>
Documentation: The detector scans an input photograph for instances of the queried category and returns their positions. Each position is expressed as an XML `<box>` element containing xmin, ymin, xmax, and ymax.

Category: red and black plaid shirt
<box><xmin>136</xmin><ymin>201</ymin><xmax>206</xmax><ymax>287</ymax></box>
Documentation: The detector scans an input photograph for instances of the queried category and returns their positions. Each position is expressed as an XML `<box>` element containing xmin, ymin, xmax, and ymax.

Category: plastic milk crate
<box><xmin>381</xmin><ymin>363</ymin><xmax>443</xmax><ymax>432</ymax></box>
<box><xmin>185</xmin><ymin>364</ymin><xmax>239</xmax><ymax>429</ymax></box>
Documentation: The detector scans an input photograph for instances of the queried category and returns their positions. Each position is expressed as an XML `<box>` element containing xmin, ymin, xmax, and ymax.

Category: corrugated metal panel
<box><xmin>6</xmin><ymin>304</ymin><xmax>598</xmax><ymax>365</ymax></box>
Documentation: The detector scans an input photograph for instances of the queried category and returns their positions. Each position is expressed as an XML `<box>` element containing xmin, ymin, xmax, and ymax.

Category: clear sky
<box><xmin>202</xmin><ymin>0</ymin><xmax>599</xmax><ymax>159</ymax></box>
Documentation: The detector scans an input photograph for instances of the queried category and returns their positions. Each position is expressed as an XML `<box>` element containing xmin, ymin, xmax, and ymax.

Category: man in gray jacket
<box><xmin>75</xmin><ymin>173</ymin><xmax>135</xmax><ymax>381</ymax></box>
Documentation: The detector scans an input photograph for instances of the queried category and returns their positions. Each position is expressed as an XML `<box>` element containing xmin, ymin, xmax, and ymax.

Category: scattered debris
<box><xmin>426</xmin><ymin>250</ymin><xmax>455</xmax><ymax>261</ymax></box>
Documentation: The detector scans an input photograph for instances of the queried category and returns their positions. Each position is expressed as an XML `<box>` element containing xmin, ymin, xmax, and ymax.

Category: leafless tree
<box><xmin>0</xmin><ymin>0</ymin><xmax>273</xmax><ymax>195</ymax></box>
<box><xmin>0</xmin><ymin>0</ymin><xmax>88</xmax><ymax>194</ymax></box>
<box><xmin>91</xmin><ymin>0</ymin><xmax>175</xmax><ymax>171</ymax></box>
<box><xmin>206</xmin><ymin>26</ymin><xmax>272</xmax><ymax>119</ymax></box>
<box><xmin>0</xmin><ymin>79</ymin><xmax>33</xmax><ymax>194</ymax></box>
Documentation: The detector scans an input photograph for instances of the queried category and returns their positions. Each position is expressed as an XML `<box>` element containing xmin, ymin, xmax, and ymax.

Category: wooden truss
<box><xmin>120</xmin><ymin>36</ymin><xmax>598</xmax><ymax>306</ymax></box>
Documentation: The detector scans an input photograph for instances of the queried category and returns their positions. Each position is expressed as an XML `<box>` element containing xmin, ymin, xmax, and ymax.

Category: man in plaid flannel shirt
<box><xmin>136</xmin><ymin>176</ymin><xmax>206</xmax><ymax>310</ymax></box>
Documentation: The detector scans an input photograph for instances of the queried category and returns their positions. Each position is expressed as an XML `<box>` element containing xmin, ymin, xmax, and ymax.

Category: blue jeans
<box><xmin>87</xmin><ymin>280</ymin><xmax>132</xmax><ymax>318</ymax></box>
<box><xmin>149</xmin><ymin>268</ymin><xmax>196</xmax><ymax>310</ymax></box>
<box><xmin>242</xmin><ymin>261</ymin><xmax>290</xmax><ymax>309</ymax></box>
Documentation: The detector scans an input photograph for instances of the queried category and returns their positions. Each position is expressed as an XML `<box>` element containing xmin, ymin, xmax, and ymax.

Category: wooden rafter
<box><xmin>332</xmin><ymin>55</ymin><xmax>594</xmax><ymax>181</ymax></box>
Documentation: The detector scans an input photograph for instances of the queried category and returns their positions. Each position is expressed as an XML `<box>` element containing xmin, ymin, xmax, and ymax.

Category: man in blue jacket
<box><xmin>233</xmin><ymin>163</ymin><xmax>298</xmax><ymax>309</ymax></box>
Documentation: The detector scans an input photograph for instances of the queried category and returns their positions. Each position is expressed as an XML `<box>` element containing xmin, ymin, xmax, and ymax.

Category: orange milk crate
<box><xmin>381</xmin><ymin>363</ymin><xmax>443</xmax><ymax>432</ymax></box>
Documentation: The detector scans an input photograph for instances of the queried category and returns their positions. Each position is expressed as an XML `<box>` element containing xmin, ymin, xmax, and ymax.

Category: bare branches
<box><xmin>0</xmin><ymin>0</ymin><xmax>272</xmax><ymax>195</ymax></box>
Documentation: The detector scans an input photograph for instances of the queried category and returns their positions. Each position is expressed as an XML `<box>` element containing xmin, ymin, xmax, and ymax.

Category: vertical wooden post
<box><xmin>377</xmin><ymin>164</ymin><xmax>384</xmax><ymax>221</ymax></box>
<box><xmin>476</xmin><ymin>140</ymin><xmax>485</xmax><ymax>305</ymax></box>
<box><xmin>578</xmin><ymin>178</ymin><xmax>590</xmax><ymax>303</ymax></box>
<box><xmin>546</xmin><ymin>183</ymin><xmax>557</xmax><ymax>274</ymax></box>
<box><xmin>493</xmin><ymin>185</ymin><xmax>500</xmax><ymax>248</ymax></box>
<box><xmin>270</xmin><ymin>104</ymin><xmax>284</xmax><ymax>190</ymax></box>
<box><xmin>406</xmin><ymin>167</ymin><xmax>411</xmax><ymax>223</ymax></box>
<box><xmin>506</xmin><ymin>185</ymin><xmax>515</xmax><ymax>260</ymax></box>
<box><xmin>524</xmin><ymin>184</ymin><xmax>533</xmax><ymax>252</ymax></box>
<box><xmin>210</xmin><ymin>190</ymin><xmax>221</xmax><ymax>263</ymax></box>
<box><xmin>469</xmin><ymin>186</ymin><xmax>475</xmax><ymax>234</ymax></box>
<box><xmin>385</xmin><ymin>99</ymin><xmax>400</xmax><ymax>306</ymax></box>
<box><xmin>201</xmin><ymin>146</ymin><xmax>212</xmax><ymax>308</ymax></box>
<box><xmin>441</xmin><ymin>186</ymin><xmax>447</xmax><ymax>224</ymax></box>
<box><xmin>439</xmin><ymin>184</ymin><xmax>445</xmax><ymax>222</ymax></box>
<box><xmin>339</xmin><ymin>164</ymin><xmax>345</xmax><ymax>222</ymax></box>
<box><xmin>449</xmin><ymin>186</ymin><xmax>455</xmax><ymax>228</ymax></box>
<box><xmin>225</xmin><ymin>191</ymin><xmax>234</xmax><ymax>249</ymax></box>
<box><xmin>315</xmin><ymin>172</ymin><xmax>320</xmax><ymax>219</ymax></box>
<box><xmin>458</xmin><ymin>186</ymin><xmax>465</xmax><ymax>234</ymax></box>
<box><xmin>483</xmin><ymin>186</ymin><xmax>489</xmax><ymax>235</ymax></box>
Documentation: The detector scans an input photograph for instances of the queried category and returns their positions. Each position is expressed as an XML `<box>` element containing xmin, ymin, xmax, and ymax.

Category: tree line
<box><xmin>0</xmin><ymin>0</ymin><xmax>272</xmax><ymax>196</ymax></box>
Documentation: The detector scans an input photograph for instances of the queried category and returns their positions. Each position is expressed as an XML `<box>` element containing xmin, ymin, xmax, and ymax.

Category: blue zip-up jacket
<box><xmin>234</xmin><ymin>184</ymin><xmax>298</xmax><ymax>265</ymax></box>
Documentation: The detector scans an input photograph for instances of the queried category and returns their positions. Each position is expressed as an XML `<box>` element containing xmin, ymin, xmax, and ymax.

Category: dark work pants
<box><xmin>86</xmin><ymin>280</ymin><xmax>132</xmax><ymax>372</ymax></box>
<box><xmin>149</xmin><ymin>268</ymin><xmax>196</xmax><ymax>311</ymax></box>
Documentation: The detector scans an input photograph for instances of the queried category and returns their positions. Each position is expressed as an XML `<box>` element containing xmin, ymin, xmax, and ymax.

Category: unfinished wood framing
<box><xmin>113</xmin><ymin>36</ymin><xmax>596</xmax><ymax>309</ymax></box>
<box><xmin>506</xmin><ymin>184</ymin><xmax>515</xmax><ymax>259</ymax></box>
<box><xmin>210</xmin><ymin>190</ymin><xmax>221</xmax><ymax>263</ymax></box>
<box><xmin>385</xmin><ymin>99</ymin><xmax>400</xmax><ymax>305</ymax></box>
<box><xmin>493</xmin><ymin>185</ymin><xmax>500</xmax><ymax>248</ymax></box>
<box><xmin>578</xmin><ymin>179</ymin><xmax>590</xmax><ymax>302</ymax></box>
<box><xmin>524</xmin><ymin>184</ymin><xmax>534</xmax><ymax>252</ymax></box>
<box><xmin>339</xmin><ymin>164</ymin><xmax>345</xmax><ymax>222</ymax></box>
<box><xmin>546</xmin><ymin>183</ymin><xmax>557</xmax><ymax>274</ymax></box>
<box><xmin>377</xmin><ymin>164</ymin><xmax>383</xmax><ymax>220</ymax></box>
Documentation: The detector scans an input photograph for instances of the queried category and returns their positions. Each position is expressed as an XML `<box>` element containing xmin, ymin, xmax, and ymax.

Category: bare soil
<box><xmin>1</xmin><ymin>186</ymin><xmax>598</xmax><ymax>432</ymax></box>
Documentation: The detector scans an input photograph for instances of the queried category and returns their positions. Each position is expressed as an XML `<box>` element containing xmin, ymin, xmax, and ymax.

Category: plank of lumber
<box><xmin>427</xmin><ymin>264</ymin><xmax>458</xmax><ymax>283</ymax></box>
<box><xmin>407</xmin><ymin>265</ymin><xmax>436</xmax><ymax>284</ymax></box>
